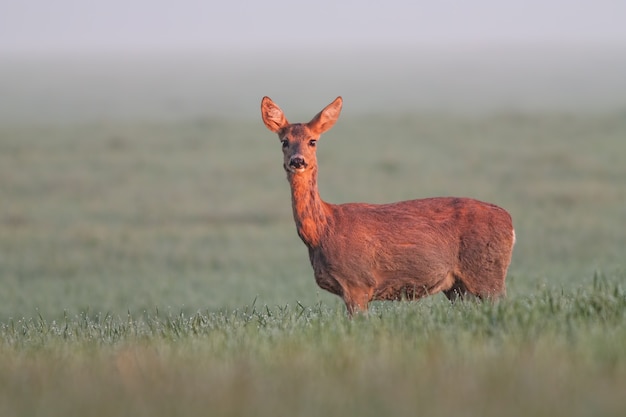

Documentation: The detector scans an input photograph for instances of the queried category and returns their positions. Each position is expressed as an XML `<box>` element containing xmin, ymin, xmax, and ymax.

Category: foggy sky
<box><xmin>2</xmin><ymin>0</ymin><xmax>626</xmax><ymax>54</ymax></box>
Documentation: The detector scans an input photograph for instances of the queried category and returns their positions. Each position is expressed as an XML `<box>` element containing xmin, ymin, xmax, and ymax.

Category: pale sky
<box><xmin>2</xmin><ymin>0</ymin><xmax>626</xmax><ymax>53</ymax></box>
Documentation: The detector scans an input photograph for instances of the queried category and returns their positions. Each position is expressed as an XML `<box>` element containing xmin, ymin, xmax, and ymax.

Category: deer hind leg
<box><xmin>445</xmin><ymin>269</ymin><xmax>506</xmax><ymax>302</ymax></box>
<box><xmin>443</xmin><ymin>278</ymin><xmax>469</xmax><ymax>302</ymax></box>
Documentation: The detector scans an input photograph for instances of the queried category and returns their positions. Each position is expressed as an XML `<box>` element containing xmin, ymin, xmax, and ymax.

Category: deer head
<box><xmin>261</xmin><ymin>96</ymin><xmax>343</xmax><ymax>174</ymax></box>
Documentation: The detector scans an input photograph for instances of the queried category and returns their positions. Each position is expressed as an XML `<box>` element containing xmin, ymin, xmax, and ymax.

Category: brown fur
<box><xmin>261</xmin><ymin>96</ymin><xmax>515</xmax><ymax>315</ymax></box>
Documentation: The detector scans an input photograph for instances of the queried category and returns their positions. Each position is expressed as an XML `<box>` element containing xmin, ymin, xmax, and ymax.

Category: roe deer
<box><xmin>261</xmin><ymin>96</ymin><xmax>515</xmax><ymax>315</ymax></box>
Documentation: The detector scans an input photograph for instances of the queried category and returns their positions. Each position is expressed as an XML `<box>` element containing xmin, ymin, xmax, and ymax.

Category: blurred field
<box><xmin>1</xmin><ymin>111</ymin><xmax>625</xmax><ymax>319</ymax></box>
<box><xmin>1</xmin><ymin>47</ymin><xmax>625</xmax><ymax>416</ymax></box>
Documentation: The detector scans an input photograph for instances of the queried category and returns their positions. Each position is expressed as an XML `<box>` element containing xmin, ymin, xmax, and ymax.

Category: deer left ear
<box><xmin>261</xmin><ymin>96</ymin><xmax>289</xmax><ymax>133</ymax></box>
<box><xmin>307</xmin><ymin>97</ymin><xmax>342</xmax><ymax>136</ymax></box>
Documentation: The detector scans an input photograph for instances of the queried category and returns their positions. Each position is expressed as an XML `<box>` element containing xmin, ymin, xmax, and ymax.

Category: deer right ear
<box><xmin>261</xmin><ymin>96</ymin><xmax>289</xmax><ymax>133</ymax></box>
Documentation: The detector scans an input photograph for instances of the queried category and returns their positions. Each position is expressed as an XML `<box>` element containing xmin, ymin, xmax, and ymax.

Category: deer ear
<box><xmin>261</xmin><ymin>96</ymin><xmax>289</xmax><ymax>133</ymax></box>
<box><xmin>308</xmin><ymin>96</ymin><xmax>343</xmax><ymax>136</ymax></box>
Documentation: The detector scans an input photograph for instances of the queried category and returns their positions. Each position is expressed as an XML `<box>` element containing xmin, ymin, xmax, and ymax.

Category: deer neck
<box><xmin>287</xmin><ymin>166</ymin><xmax>329</xmax><ymax>248</ymax></box>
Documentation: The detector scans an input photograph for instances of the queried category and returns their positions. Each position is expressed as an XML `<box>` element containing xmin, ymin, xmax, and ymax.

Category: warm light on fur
<box><xmin>261</xmin><ymin>96</ymin><xmax>515</xmax><ymax>315</ymax></box>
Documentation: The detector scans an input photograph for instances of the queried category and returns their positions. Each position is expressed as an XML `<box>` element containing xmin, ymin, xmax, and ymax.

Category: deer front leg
<box><xmin>342</xmin><ymin>286</ymin><xmax>373</xmax><ymax>316</ymax></box>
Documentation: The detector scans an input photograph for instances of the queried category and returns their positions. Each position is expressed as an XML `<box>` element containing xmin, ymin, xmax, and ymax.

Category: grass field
<box><xmin>1</xmin><ymin>48</ymin><xmax>626</xmax><ymax>416</ymax></box>
<box><xmin>0</xmin><ymin>282</ymin><xmax>624</xmax><ymax>417</ymax></box>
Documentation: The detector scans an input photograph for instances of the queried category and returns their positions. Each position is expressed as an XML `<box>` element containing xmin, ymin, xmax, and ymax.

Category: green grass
<box><xmin>0</xmin><ymin>280</ymin><xmax>624</xmax><ymax>417</ymax></box>
<box><xmin>1</xmin><ymin>110</ymin><xmax>625</xmax><ymax>416</ymax></box>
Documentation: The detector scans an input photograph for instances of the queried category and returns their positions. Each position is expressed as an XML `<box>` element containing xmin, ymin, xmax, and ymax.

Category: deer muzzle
<box><xmin>288</xmin><ymin>155</ymin><xmax>308</xmax><ymax>172</ymax></box>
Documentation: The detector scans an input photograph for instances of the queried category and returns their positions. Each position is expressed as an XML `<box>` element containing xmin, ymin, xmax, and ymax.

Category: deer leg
<box><xmin>343</xmin><ymin>287</ymin><xmax>373</xmax><ymax>316</ymax></box>
<box><xmin>443</xmin><ymin>279</ymin><xmax>469</xmax><ymax>302</ymax></box>
<box><xmin>345</xmin><ymin>301</ymin><xmax>364</xmax><ymax>317</ymax></box>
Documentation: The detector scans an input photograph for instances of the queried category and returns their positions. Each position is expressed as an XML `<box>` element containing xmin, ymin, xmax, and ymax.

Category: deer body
<box><xmin>261</xmin><ymin>96</ymin><xmax>515</xmax><ymax>315</ymax></box>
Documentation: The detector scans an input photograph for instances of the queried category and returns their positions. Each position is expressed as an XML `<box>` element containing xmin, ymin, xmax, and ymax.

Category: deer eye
<box><xmin>308</xmin><ymin>139</ymin><xmax>317</xmax><ymax>147</ymax></box>
<box><xmin>281</xmin><ymin>139</ymin><xmax>288</xmax><ymax>149</ymax></box>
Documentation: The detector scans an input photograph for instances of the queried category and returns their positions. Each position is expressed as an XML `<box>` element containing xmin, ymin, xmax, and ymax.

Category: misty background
<box><xmin>2</xmin><ymin>0</ymin><xmax>626</xmax><ymax>123</ymax></box>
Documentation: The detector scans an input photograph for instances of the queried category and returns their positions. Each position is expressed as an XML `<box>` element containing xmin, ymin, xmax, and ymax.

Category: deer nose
<box><xmin>289</xmin><ymin>156</ymin><xmax>307</xmax><ymax>169</ymax></box>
